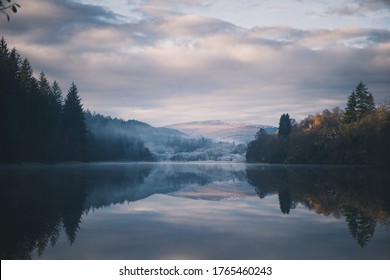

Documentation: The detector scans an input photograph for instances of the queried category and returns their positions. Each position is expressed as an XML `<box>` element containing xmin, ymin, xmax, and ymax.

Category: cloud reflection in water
<box><xmin>1</xmin><ymin>163</ymin><xmax>389</xmax><ymax>259</ymax></box>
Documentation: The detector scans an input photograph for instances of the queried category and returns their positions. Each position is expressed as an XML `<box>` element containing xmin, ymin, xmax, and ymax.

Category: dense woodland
<box><xmin>0</xmin><ymin>37</ymin><xmax>154</xmax><ymax>163</ymax></box>
<box><xmin>247</xmin><ymin>82</ymin><xmax>390</xmax><ymax>165</ymax></box>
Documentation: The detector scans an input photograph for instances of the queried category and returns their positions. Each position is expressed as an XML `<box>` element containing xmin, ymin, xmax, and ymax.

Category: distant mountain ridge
<box><xmin>85</xmin><ymin>113</ymin><xmax>247</xmax><ymax>161</ymax></box>
<box><xmin>164</xmin><ymin>120</ymin><xmax>277</xmax><ymax>144</ymax></box>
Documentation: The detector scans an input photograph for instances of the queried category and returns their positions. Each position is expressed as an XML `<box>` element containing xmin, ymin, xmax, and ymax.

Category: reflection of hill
<box><xmin>246</xmin><ymin>165</ymin><xmax>390</xmax><ymax>247</ymax></box>
<box><xmin>82</xmin><ymin>163</ymin><xmax>155</xmax><ymax>210</ymax></box>
<box><xmin>1</xmin><ymin>163</ymin><xmax>247</xmax><ymax>259</ymax></box>
<box><xmin>85</xmin><ymin>163</ymin><xmax>248</xmax><ymax>208</ymax></box>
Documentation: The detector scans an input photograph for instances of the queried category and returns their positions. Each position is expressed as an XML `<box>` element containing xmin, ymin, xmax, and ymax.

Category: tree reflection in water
<box><xmin>246</xmin><ymin>165</ymin><xmax>390</xmax><ymax>248</ymax></box>
<box><xmin>1</xmin><ymin>163</ymin><xmax>389</xmax><ymax>259</ymax></box>
<box><xmin>0</xmin><ymin>163</ymin><xmax>154</xmax><ymax>259</ymax></box>
<box><xmin>342</xmin><ymin>206</ymin><xmax>377</xmax><ymax>248</ymax></box>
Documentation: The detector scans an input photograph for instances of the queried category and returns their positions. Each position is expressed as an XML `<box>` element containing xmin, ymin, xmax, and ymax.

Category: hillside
<box><xmin>164</xmin><ymin>120</ymin><xmax>277</xmax><ymax>144</ymax></box>
<box><xmin>85</xmin><ymin>113</ymin><xmax>247</xmax><ymax>162</ymax></box>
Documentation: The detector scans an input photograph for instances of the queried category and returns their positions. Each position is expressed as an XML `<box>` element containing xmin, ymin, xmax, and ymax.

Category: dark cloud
<box><xmin>1</xmin><ymin>0</ymin><xmax>118</xmax><ymax>44</ymax></box>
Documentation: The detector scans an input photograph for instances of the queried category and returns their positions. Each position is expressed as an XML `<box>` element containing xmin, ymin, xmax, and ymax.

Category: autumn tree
<box><xmin>246</xmin><ymin>84</ymin><xmax>389</xmax><ymax>165</ymax></box>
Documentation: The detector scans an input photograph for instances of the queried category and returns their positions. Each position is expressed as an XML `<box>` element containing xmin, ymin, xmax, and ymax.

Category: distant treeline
<box><xmin>0</xmin><ymin>37</ymin><xmax>154</xmax><ymax>163</ymax></box>
<box><xmin>247</xmin><ymin>82</ymin><xmax>390</xmax><ymax>165</ymax></box>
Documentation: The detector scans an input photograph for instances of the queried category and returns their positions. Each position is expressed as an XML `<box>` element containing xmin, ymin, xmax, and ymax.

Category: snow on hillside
<box><xmin>164</xmin><ymin>120</ymin><xmax>277</xmax><ymax>144</ymax></box>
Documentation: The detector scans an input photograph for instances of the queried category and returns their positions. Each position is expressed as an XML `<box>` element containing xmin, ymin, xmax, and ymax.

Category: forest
<box><xmin>0</xmin><ymin>37</ymin><xmax>154</xmax><ymax>163</ymax></box>
<box><xmin>246</xmin><ymin>82</ymin><xmax>390</xmax><ymax>165</ymax></box>
<box><xmin>1</xmin><ymin>37</ymin><xmax>244</xmax><ymax>163</ymax></box>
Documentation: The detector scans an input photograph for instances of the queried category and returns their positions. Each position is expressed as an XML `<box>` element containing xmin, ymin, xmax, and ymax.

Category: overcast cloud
<box><xmin>1</xmin><ymin>0</ymin><xmax>389</xmax><ymax>126</ymax></box>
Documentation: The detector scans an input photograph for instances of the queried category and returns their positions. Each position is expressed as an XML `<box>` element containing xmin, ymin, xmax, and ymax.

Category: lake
<box><xmin>1</xmin><ymin>162</ymin><xmax>389</xmax><ymax>260</ymax></box>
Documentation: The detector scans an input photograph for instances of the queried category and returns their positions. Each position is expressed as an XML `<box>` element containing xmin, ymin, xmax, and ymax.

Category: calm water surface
<box><xmin>1</xmin><ymin>162</ymin><xmax>389</xmax><ymax>259</ymax></box>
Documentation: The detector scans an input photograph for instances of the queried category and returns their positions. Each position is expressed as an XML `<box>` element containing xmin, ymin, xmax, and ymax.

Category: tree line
<box><xmin>247</xmin><ymin>82</ymin><xmax>390</xmax><ymax>165</ymax></box>
<box><xmin>0</xmin><ymin>37</ymin><xmax>154</xmax><ymax>163</ymax></box>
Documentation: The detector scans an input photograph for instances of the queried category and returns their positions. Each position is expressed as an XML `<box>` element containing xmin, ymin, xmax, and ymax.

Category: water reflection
<box><xmin>0</xmin><ymin>163</ymin><xmax>155</xmax><ymax>259</ymax></box>
<box><xmin>246</xmin><ymin>165</ymin><xmax>390</xmax><ymax>247</ymax></box>
<box><xmin>1</xmin><ymin>165</ymin><xmax>88</xmax><ymax>259</ymax></box>
<box><xmin>1</xmin><ymin>163</ymin><xmax>245</xmax><ymax>259</ymax></box>
<box><xmin>1</xmin><ymin>163</ymin><xmax>389</xmax><ymax>259</ymax></box>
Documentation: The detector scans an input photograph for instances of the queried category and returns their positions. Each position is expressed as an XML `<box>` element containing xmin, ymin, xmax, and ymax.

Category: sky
<box><xmin>1</xmin><ymin>0</ymin><xmax>389</xmax><ymax>126</ymax></box>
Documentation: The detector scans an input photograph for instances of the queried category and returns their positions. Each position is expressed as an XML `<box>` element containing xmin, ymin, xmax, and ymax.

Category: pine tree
<box><xmin>343</xmin><ymin>91</ymin><xmax>357</xmax><ymax>124</ymax></box>
<box><xmin>62</xmin><ymin>82</ymin><xmax>87</xmax><ymax>161</ymax></box>
<box><xmin>355</xmin><ymin>82</ymin><xmax>375</xmax><ymax>120</ymax></box>
<box><xmin>344</xmin><ymin>82</ymin><xmax>375</xmax><ymax>124</ymax></box>
<box><xmin>51</xmin><ymin>81</ymin><xmax>63</xmax><ymax>110</ymax></box>
<box><xmin>19</xmin><ymin>58</ymin><xmax>37</xmax><ymax>94</ymax></box>
<box><xmin>38</xmin><ymin>71</ymin><xmax>51</xmax><ymax>96</ymax></box>
<box><xmin>0</xmin><ymin>36</ymin><xmax>8</xmax><ymax>57</ymax></box>
<box><xmin>49</xmin><ymin>81</ymin><xmax>64</xmax><ymax>131</ymax></box>
<box><xmin>0</xmin><ymin>37</ymin><xmax>89</xmax><ymax>163</ymax></box>
<box><xmin>0</xmin><ymin>37</ymin><xmax>11</xmax><ymax>161</ymax></box>
<box><xmin>47</xmin><ymin>81</ymin><xmax>64</xmax><ymax>160</ymax></box>
<box><xmin>37</xmin><ymin>73</ymin><xmax>65</xmax><ymax>160</ymax></box>
<box><xmin>8</xmin><ymin>48</ymin><xmax>21</xmax><ymax>82</ymax></box>
<box><xmin>0</xmin><ymin>39</ymin><xmax>19</xmax><ymax>100</ymax></box>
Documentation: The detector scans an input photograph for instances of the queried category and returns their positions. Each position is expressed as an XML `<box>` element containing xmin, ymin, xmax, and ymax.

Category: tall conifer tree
<box><xmin>344</xmin><ymin>91</ymin><xmax>357</xmax><ymax>124</ymax></box>
<box><xmin>62</xmin><ymin>82</ymin><xmax>87</xmax><ymax>161</ymax></box>
<box><xmin>355</xmin><ymin>82</ymin><xmax>375</xmax><ymax>119</ymax></box>
<box><xmin>344</xmin><ymin>82</ymin><xmax>375</xmax><ymax>124</ymax></box>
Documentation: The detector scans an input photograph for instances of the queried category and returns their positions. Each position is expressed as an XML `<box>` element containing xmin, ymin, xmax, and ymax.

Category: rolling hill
<box><xmin>164</xmin><ymin>120</ymin><xmax>277</xmax><ymax>144</ymax></box>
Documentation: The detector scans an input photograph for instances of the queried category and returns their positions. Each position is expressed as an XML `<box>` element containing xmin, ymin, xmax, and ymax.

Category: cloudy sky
<box><xmin>1</xmin><ymin>0</ymin><xmax>389</xmax><ymax>126</ymax></box>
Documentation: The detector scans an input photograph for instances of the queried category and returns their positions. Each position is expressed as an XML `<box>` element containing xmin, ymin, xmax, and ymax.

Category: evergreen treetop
<box><xmin>344</xmin><ymin>90</ymin><xmax>357</xmax><ymax>124</ymax></box>
<box><xmin>355</xmin><ymin>82</ymin><xmax>375</xmax><ymax>119</ymax></box>
<box><xmin>344</xmin><ymin>82</ymin><xmax>375</xmax><ymax>124</ymax></box>
<box><xmin>63</xmin><ymin>82</ymin><xmax>86</xmax><ymax>134</ymax></box>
